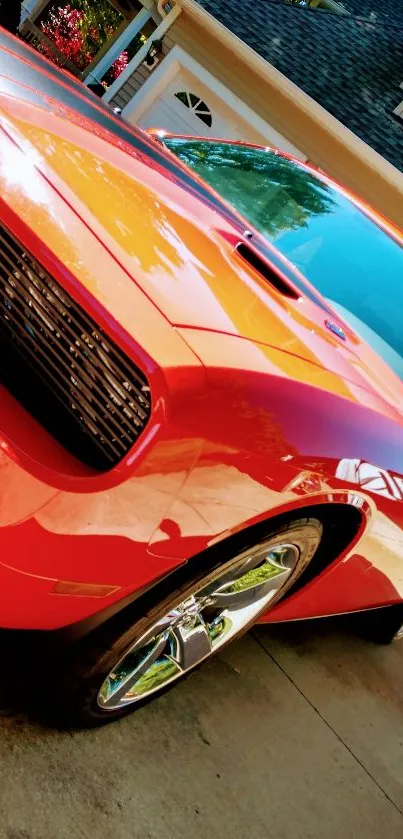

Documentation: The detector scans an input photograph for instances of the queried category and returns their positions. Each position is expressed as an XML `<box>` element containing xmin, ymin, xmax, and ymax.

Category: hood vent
<box><xmin>235</xmin><ymin>242</ymin><xmax>299</xmax><ymax>300</ymax></box>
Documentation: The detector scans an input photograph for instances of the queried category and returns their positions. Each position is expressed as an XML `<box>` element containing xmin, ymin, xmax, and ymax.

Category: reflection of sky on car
<box><xmin>271</xmin><ymin>204</ymin><xmax>403</xmax><ymax>376</ymax></box>
<box><xmin>165</xmin><ymin>138</ymin><xmax>403</xmax><ymax>376</ymax></box>
<box><xmin>164</xmin><ymin>140</ymin><xmax>402</xmax><ymax>379</ymax></box>
<box><xmin>336</xmin><ymin>458</ymin><xmax>403</xmax><ymax>500</ymax></box>
<box><xmin>326</xmin><ymin>300</ymin><xmax>403</xmax><ymax>382</ymax></box>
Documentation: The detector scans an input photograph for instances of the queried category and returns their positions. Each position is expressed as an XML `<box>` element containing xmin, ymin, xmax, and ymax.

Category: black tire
<box><xmin>355</xmin><ymin>603</ymin><xmax>403</xmax><ymax>645</ymax></box>
<box><xmin>52</xmin><ymin>517</ymin><xmax>322</xmax><ymax>727</ymax></box>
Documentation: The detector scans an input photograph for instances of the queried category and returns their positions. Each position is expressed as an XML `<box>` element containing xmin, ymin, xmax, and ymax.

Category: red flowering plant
<box><xmin>41</xmin><ymin>4</ymin><xmax>90</xmax><ymax>70</ymax></box>
<box><xmin>40</xmin><ymin>1</ymin><xmax>128</xmax><ymax>83</ymax></box>
<box><xmin>105</xmin><ymin>49</ymin><xmax>129</xmax><ymax>84</ymax></box>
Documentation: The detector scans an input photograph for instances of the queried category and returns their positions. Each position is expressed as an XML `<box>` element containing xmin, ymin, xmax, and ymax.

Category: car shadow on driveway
<box><xmin>0</xmin><ymin>612</ymin><xmax>391</xmax><ymax>726</ymax></box>
<box><xmin>0</xmin><ymin>628</ymin><xmax>48</xmax><ymax>722</ymax></box>
<box><xmin>0</xmin><ymin>616</ymin><xmax>402</xmax><ymax>839</ymax></box>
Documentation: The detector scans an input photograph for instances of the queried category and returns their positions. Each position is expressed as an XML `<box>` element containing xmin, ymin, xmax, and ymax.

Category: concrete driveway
<box><xmin>0</xmin><ymin>617</ymin><xmax>402</xmax><ymax>839</ymax></box>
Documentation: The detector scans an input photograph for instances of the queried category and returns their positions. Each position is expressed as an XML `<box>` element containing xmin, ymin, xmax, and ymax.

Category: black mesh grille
<box><xmin>0</xmin><ymin>224</ymin><xmax>151</xmax><ymax>471</ymax></box>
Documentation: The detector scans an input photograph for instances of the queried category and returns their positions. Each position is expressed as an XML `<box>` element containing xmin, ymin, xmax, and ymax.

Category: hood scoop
<box><xmin>234</xmin><ymin>242</ymin><xmax>300</xmax><ymax>300</ymax></box>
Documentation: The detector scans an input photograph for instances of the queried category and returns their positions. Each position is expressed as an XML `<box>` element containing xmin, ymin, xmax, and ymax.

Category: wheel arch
<box><xmin>60</xmin><ymin>500</ymin><xmax>364</xmax><ymax>644</ymax></box>
<box><xmin>205</xmin><ymin>500</ymin><xmax>366</xmax><ymax>598</ymax></box>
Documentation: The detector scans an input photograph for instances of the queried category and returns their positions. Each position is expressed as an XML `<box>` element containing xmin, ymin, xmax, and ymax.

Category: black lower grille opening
<box><xmin>0</xmin><ymin>224</ymin><xmax>151</xmax><ymax>472</ymax></box>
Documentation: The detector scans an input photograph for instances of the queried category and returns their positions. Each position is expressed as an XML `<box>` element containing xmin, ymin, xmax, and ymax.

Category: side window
<box><xmin>174</xmin><ymin>91</ymin><xmax>212</xmax><ymax>127</ymax></box>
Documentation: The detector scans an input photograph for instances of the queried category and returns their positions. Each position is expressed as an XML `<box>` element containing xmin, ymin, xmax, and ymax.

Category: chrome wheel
<box><xmin>98</xmin><ymin>541</ymin><xmax>300</xmax><ymax>710</ymax></box>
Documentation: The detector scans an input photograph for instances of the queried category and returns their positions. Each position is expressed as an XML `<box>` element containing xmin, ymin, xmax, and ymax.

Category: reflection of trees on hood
<box><xmin>166</xmin><ymin>140</ymin><xmax>336</xmax><ymax>240</ymax></box>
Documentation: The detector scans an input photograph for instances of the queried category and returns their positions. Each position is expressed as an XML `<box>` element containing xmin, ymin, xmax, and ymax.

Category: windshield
<box><xmin>164</xmin><ymin>138</ymin><xmax>403</xmax><ymax>380</ymax></box>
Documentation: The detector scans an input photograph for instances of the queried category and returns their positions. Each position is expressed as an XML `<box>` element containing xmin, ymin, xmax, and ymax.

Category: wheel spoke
<box><xmin>169</xmin><ymin>614</ymin><xmax>212</xmax><ymax>670</ymax></box>
<box><xmin>97</xmin><ymin>539</ymin><xmax>310</xmax><ymax>711</ymax></box>
<box><xmin>212</xmin><ymin>567</ymin><xmax>292</xmax><ymax>607</ymax></box>
<box><xmin>208</xmin><ymin>546</ymin><xmax>298</xmax><ymax>610</ymax></box>
<box><xmin>102</xmin><ymin>633</ymin><xmax>168</xmax><ymax>707</ymax></box>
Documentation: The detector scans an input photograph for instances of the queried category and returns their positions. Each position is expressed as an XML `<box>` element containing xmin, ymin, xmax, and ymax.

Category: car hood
<box><xmin>0</xmin><ymin>88</ymin><xmax>402</xmax><ymax>415</ymax></box>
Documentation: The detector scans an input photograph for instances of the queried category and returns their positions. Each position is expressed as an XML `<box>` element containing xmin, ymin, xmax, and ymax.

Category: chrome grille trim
<box><xmin>0</xmin><ymin>224</ymin><xmax>151</xmax><ymax>471</ymax></box>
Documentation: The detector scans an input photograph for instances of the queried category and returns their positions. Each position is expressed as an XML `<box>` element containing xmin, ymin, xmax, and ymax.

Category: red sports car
<box><xmin>0</xmin><ymin>31</ymin><xmax>402</xmax><ymax>726</ymax></box>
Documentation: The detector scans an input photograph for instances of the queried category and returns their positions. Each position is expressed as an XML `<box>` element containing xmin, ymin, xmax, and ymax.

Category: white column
<box><xmin>20</xmin><ymin>0</ymin><xmax>49</xmax><ymax>25</ymax></box>
<box><xmin>83</xmin><ymin>6</ymin><xmax>152</xmax><ymax>86</ymax></box>
<box><xmin>103</xmin><ymin>3</ymin><xmax>181</xmax><ymax>103</ymax></box>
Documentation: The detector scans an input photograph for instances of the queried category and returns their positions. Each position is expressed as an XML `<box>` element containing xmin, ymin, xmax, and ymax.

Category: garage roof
<box><xmin>194</xmin><ymin>0</ymin><xmax>403</xmax><ymax>172</ymax></box>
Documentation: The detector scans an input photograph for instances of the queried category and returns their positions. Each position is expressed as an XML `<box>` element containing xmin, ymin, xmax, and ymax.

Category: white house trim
<box><xmin>83</xmin><ymin>6</ymin><xmax>152</xmax><ymax>86</ymax></box>
<box><xmin>122</xmin><ymin>45</ymin><xmax>307</xmax><ymax>159</ymax></box>
<box><xmin>103</xmin><ymin>4</ymin><xmax>182</xmax><ymax>103</ymax></box>
<box><xmin>20</xmin><ymin>0</ymin><xmax>49</xmax><ymax>24</ymax></box>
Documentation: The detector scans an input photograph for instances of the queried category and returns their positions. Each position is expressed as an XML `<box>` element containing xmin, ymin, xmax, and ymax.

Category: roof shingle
<box><xmin>195</xmin><ymin>0</ymin><xmax>403</xmax><ymax>171</ymax></box>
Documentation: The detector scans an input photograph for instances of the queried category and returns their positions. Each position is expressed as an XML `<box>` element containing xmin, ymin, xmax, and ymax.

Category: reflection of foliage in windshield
<box><xmin>164</xmin><ymin>140</ymin><xmax>336</xmax><ymax>239</ymax></box>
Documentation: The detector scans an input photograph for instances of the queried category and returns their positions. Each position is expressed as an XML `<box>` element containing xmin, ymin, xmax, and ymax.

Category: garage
<box><xmin>134</xmin><ymin>68</ymin><xmax>265</xmax><ymax>141</ymax></box>
<box><xmin>122</xmin><ymin>47</ymin><xmax>306</xmax><ymax>157</ymax></box>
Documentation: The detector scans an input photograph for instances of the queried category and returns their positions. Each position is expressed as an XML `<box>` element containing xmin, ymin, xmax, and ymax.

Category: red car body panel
<box><xmin>0</xmin><ymin>31</ymin><xmax>402</xmax><ymax>631</ymax></box>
